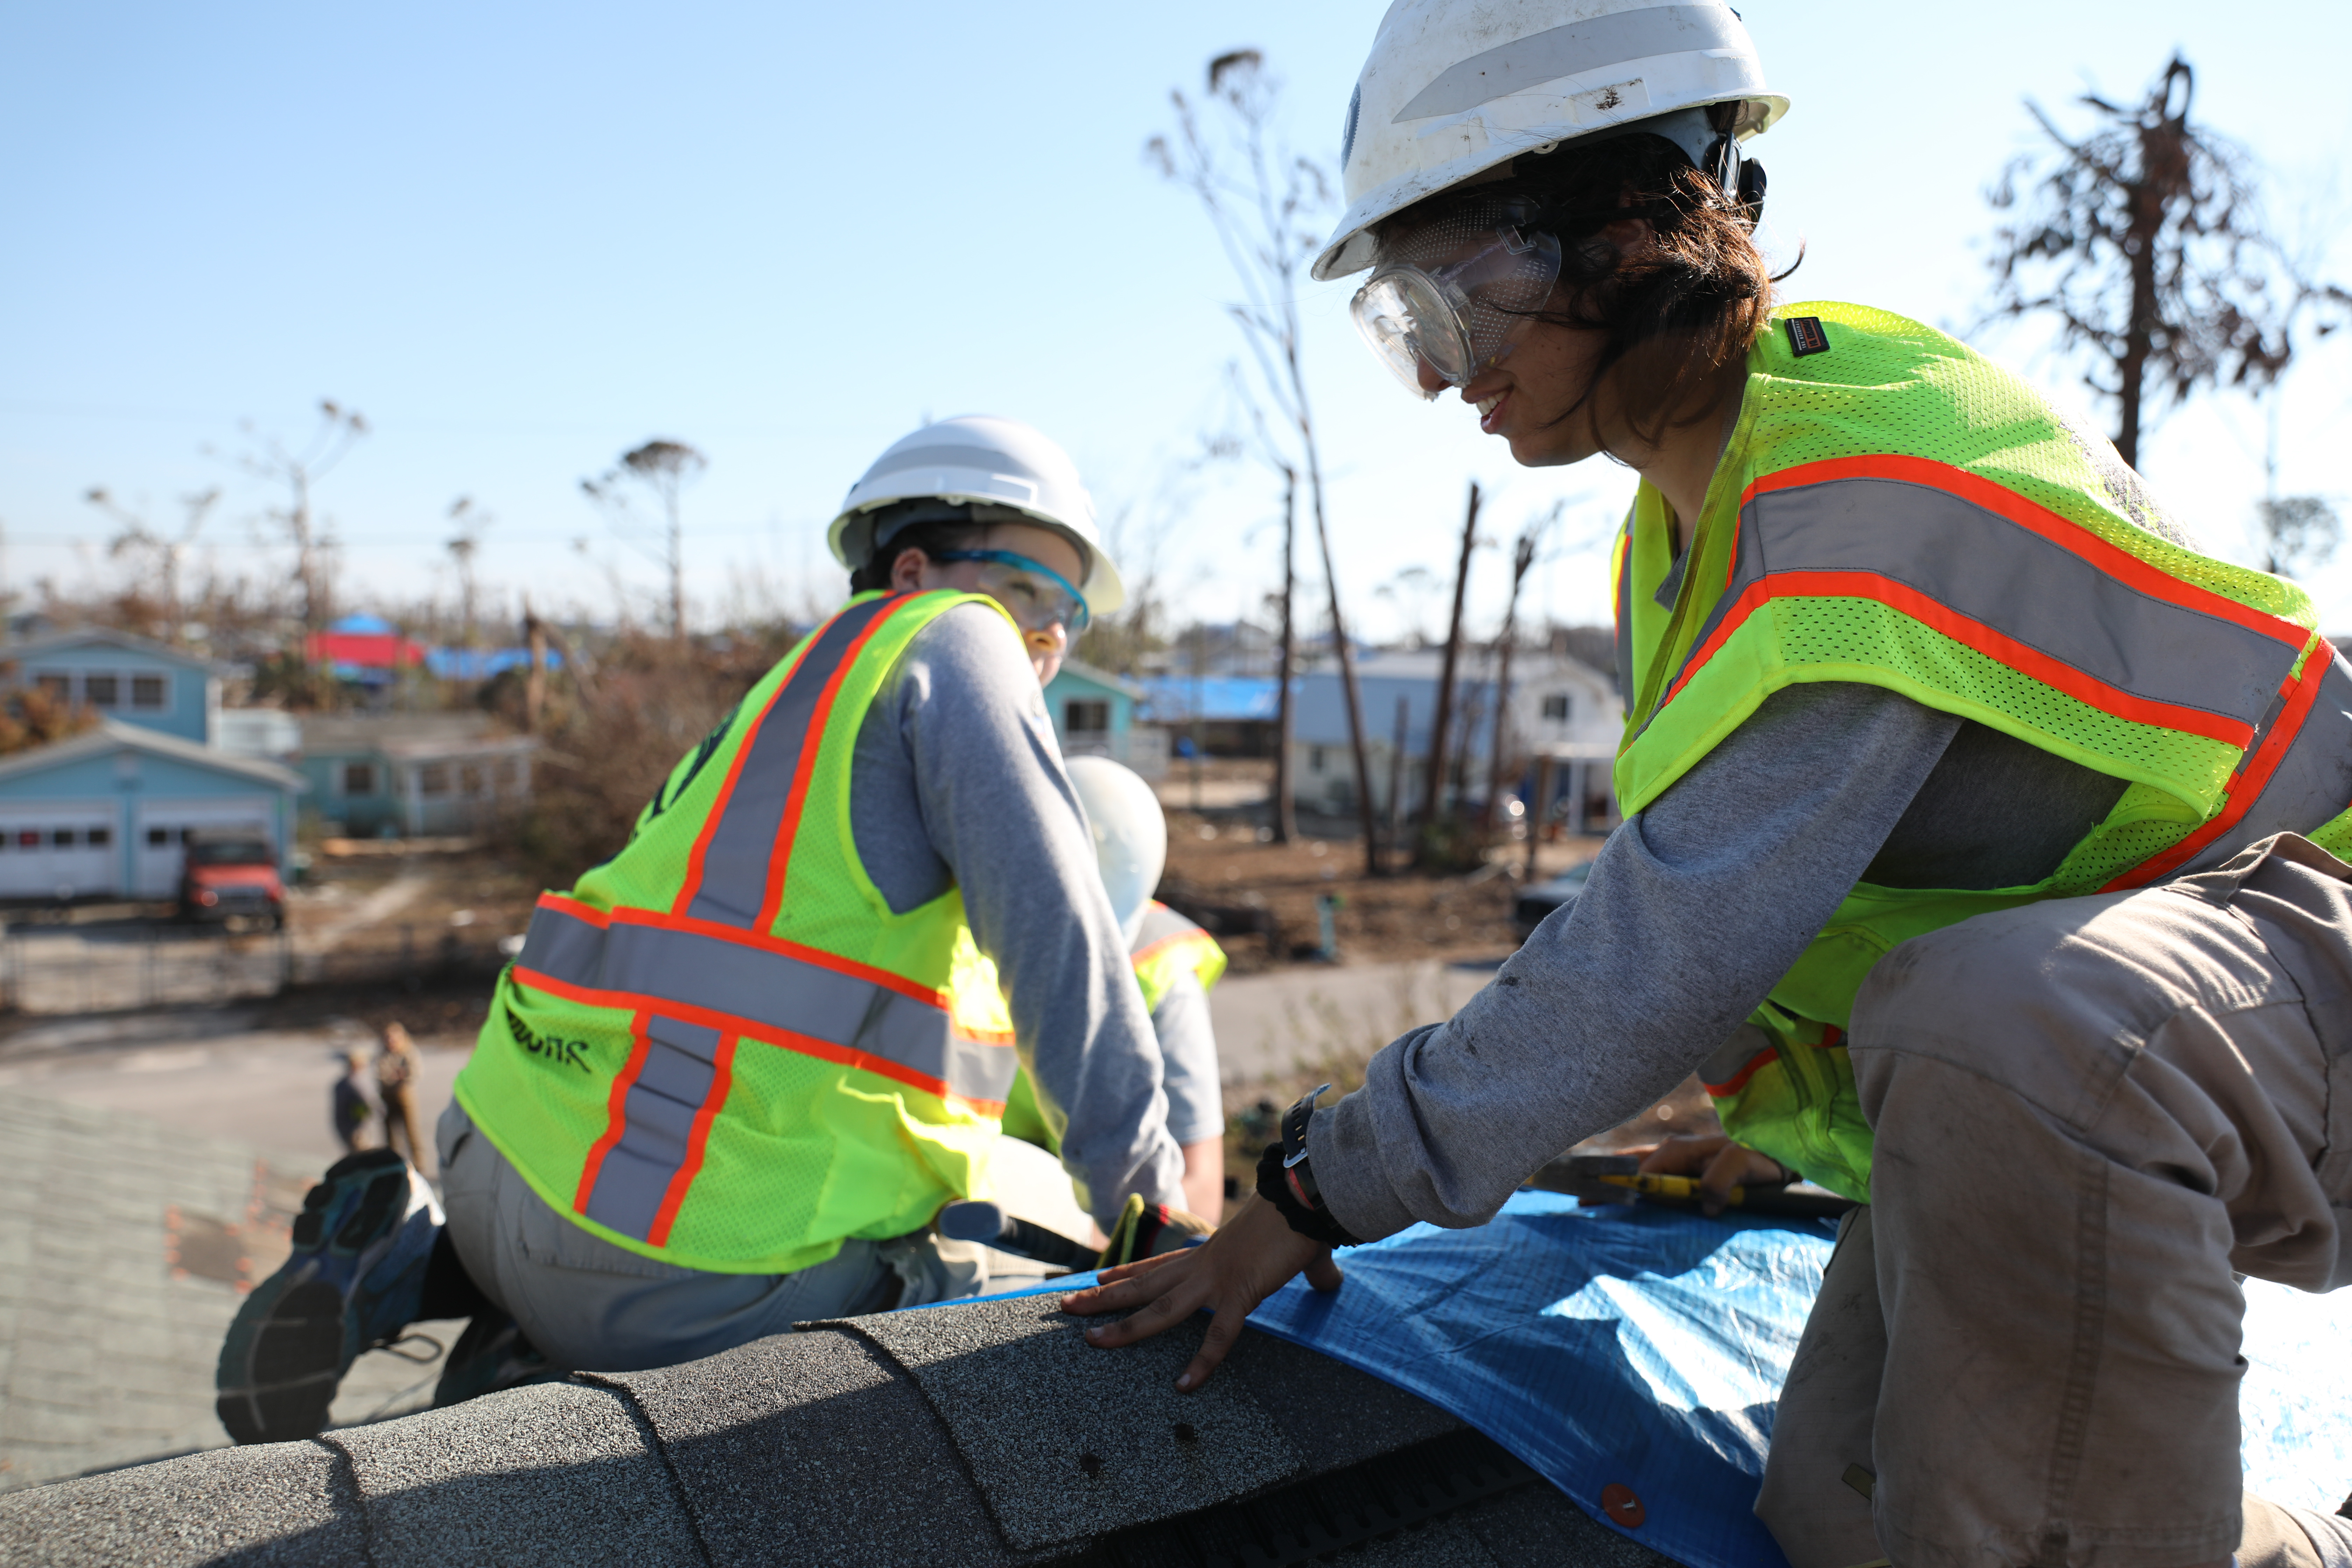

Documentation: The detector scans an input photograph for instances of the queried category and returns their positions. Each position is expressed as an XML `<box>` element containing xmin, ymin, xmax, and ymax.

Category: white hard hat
<box><xmin>1064</xmin><ymin>756</ymin><xmax>1166</xmax><ymax>946</ymax></box>
<box><xmin>1313</xmin><ymin>0</ymin><xmax>1787</xmax><ymax>281</ymax></box>
<box><xmin>827</xmin><ymin>415</ymin><xmax>1127</xmax><ymax>618</ymax></box>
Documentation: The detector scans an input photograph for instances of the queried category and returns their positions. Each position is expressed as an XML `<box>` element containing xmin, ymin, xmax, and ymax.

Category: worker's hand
<box><xmin>1635</xmin><ymin>1134</ymin><xmax>1790</xmax><ymax>1217</ymax></box>
<box><xmin>1062</xmin><ymin>1194</ymin><xmax>1340</xmax><ymax>1391</ymax></box>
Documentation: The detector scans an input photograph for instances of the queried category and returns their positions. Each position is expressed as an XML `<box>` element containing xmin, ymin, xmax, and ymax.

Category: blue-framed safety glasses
<box><xmin>931</xmin><ymin>550</ymin><xmax>1090</xmax><ymax>634</ymax></box>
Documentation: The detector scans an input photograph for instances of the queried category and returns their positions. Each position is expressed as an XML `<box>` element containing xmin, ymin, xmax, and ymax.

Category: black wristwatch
<box><xmin>1280</xmin><ymin>1082</ymin><xmax>1330</xmax><ymax>1211</ymax></box>
<box><xmin>1256</xmin><ymin>1083</ymin><xmax>1358</xmax><ymax>1247</ymax></box>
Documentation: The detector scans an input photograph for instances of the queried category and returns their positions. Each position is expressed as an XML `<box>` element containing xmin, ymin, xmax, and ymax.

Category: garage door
<box><xmin>0</xmin><ymin>809</ymin><xmax>122</xmax><ymax>899</ymax></box>
<box><xmin>134</xmin><ymin>798</ymin><xmax>276</xmax><ymax>899</ymax></box>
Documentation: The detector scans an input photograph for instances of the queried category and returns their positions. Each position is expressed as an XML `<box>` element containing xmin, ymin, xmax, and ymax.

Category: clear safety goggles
<box><xmin>932</xmin><ymin>550</ymin><xmax>1090</xmax><ymax>634</ymax></box>
<box><xmin>1350</xmin><ymin>196</ymin><xmax>1563</xmax><ymax>400</ymax></box>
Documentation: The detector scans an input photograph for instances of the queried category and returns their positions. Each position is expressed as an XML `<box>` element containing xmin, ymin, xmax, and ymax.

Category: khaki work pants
<box><xmin>1758</xmin><ymin>835</ymin><xmax>2352</xmax><ymax>1568</ymax></box>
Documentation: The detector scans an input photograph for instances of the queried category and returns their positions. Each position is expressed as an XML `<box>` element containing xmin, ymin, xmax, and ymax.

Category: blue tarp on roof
<box><xmin>1138</xmin><ymin>676</ymin><xmax>1281</xmax><ymax>724</ymax></box>
<box><xmin>423</xmin><ymin>646</ymin><xmax>560</xmax><ymax>681</ymax></box>
<box><xmin>974</xmin><ymin>1190</ymin><xmax>2352</xmax><ymax>1568</ymax></box>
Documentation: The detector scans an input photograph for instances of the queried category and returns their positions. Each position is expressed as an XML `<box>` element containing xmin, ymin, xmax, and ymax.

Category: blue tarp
<box><xmin>976</xmin><ymin>1190</ymin><xmax>2352</xmax><ymax>1568</ymax></box>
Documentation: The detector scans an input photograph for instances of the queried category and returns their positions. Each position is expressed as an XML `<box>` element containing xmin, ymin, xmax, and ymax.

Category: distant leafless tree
<box><xmin>85</xmin><ymin>485</ymin><xmax>218</xmax><ymax>643</ymax></box>
<box><xmin>582</xmin><ymin>439</ymin><xmax>706</xmax><ymax>642</ymax></box>
<box><xmin>227</xmin><ymin>399</ymin><xmax>367</xmax><ymax>643</ymax></box>
<box><xmin>1982</xmin><ymin>55</ymin><xmax>2346</xmax><ymax>466</ymax></box>
<box><xmin>446</xmin><ymin>496</ymin><xmax>494</xmax><ymax>657</ymax></box>
<box><xmin>1150</xmin><ymin>50</ymin><xmax>1380</xmax><ymax>868</ymax></box>
<box><xmin>2253</xmin><ymin>495</ymin><xmax>2340</xmax><ymax>579</ymax></box>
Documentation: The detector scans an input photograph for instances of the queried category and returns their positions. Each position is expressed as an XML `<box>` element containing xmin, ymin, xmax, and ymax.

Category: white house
<box><xmin>1291</xmin><ymin>646</ymin><xmax>1620</xmax><ymax>825</ymax></box>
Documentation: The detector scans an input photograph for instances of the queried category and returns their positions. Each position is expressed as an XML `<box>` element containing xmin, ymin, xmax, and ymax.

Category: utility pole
<box><xmin>1485</xmin><ymin>525</ymin><xmax>1541</xmax><ymax>834</ymax></box>
<box><xmin>1270</xmin><ymin>468</ymin><xmax>1298</xmax><ymax>843</ymax></box>
<box><xmin>1420</xmin><ymin>482</ymin><xmax>1480</xmax><ymax>835</ymax></box>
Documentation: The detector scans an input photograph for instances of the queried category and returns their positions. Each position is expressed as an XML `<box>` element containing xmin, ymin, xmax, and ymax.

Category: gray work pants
<box><xmin>1757</xmin><ymin>835</ymin><xmax>2352</xmax><ymax>1568</ymax></box>
<box><xmin>435</xmin><ymin>1100</ymin><xmax>987</xmax><ymax>1373</ymax></box>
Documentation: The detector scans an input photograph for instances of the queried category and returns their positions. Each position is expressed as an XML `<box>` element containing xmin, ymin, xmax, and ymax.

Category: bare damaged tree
<box><xmin>582</xmin><ymin>439</ymin><xmax>707</xmax><ymax>643</ymax></box>
<box><xmin>1983</xmin><ymin>55</ymin><xmax>2344</xmax><ymax>466</ymax></box>
<box><xmin>231</xmin><ymin>399</ymin><xmax>367</xmax><ymax>642</ymax></box>
<box><xmin>1485</xmin><ymin>507</ymin><xmax>1555</xmax><ymax>835</ymax></box>
<box><xmin>85</xmin><ymin>485</ymin><xmax>218</xmax><ymax>643</ymax></box>
<box><xmin>446</xmin><ymin>496</ymin><xmax>494</xmax><ymax>658</ymax></box>
<box><xmin>1150</xmin><ymin>50</ymin><xmax>1381</xmax><ymax>872</ymax></box>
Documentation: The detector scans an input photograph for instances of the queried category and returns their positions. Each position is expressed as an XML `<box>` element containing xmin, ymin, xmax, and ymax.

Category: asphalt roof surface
<box><xmin>2</xmin><ymin>1297</ymin><xmax>1685</xmax><ymax>1568</ymax></box>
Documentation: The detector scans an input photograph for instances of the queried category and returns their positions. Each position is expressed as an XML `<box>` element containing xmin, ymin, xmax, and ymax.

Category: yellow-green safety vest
<box><xmin>453</xmin><ymin>590</ymin><xmax>1026</xmax><ymax>1275</ymax></box>
<box><xmin>999</xmin><ymin>901</ymin><xmax>1227</xmax><ymax>1154</ymax></box>
<box><xmin>1614</xmin><ymin>301</ymin><xmax>2352</xmax><ymax>1202</ymax></box>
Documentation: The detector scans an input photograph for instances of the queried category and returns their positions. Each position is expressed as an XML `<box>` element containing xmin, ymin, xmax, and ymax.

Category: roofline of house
<box><xmin>0</xmin><ymin>718</ymin><xmax>306</xmax><ymax>792</ymax></box>
<box><xmin>0</xmin><ymin>625</ymin><xmax>235</xmax><ymax>677</ymax></box>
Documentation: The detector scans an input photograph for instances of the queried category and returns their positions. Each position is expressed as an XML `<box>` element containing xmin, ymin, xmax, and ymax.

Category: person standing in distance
<box><xmin>217</xmin><ymin>417</ymin><xmax>1189</xmax><ymax>1443</ymax></box>
<box><xmin>1070</xmin><ymin>8</ymin><xmax>2352</xmax><ymax>1568</ymax></box>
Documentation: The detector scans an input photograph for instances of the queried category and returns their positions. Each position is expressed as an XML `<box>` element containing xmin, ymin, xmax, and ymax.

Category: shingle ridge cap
<box><xmin>568</xmin><ymin>1370</ymin><xmax>718</xmax><ymax>1566</ymax></box>
<box><xmin>798</xmin><ymin>1314</ymin><xmax>1022</xmax><ymax>1553</ymax></box>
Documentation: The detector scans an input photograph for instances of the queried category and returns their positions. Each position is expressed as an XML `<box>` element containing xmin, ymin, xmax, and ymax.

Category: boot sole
<box><xmin>216</xmin><ymin>1278</ymin><xmax>348</xmax><ymax>1443</ymax></box>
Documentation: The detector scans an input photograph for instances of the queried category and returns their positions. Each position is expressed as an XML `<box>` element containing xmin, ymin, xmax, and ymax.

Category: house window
<box><xmin>146</xmin><ymin>827</ymin><xmax>172</xmax><ymax>847</ymax></box>
<box><xmin>1064</xmin><ymin>699</ymin><xmax>1111</xmax><ymax>734</ymax></box>
<box><xmin>341</xmin><ymin>762</ymin><xmax>378</xmax><ymax>796</ymax></box>
<box><xmin>1541</xmin><ymin>693</ymin><xmax>1570</xmax><ymax>721</ymax></box>
<box><xmin>130</xmin><ymin>674</ymin><xmax>168</xmax><ymax>708</ymax></box>
<box><xmin>33</xmin><ymin>672</ymin><xmax>69</xmax><ymax>701</ymax></box>
<box><xmin>84</xmin><ymin>674</ymin><xmax>120</xmax><ymax>707</ymax></box>
<box><xmin>88</xmin><ymin>826</ymin><xmax>111</xmax><ymax>847</ymax></box>
<box><xmin>1309</xmin><ymin>746</ymin><xmax>1328</xmax><ymax>773</ymax></box>
<box><xmin>460</xmin><ymin>763</ymin><xmax>484</xmax><ymax>796</ymax></box>
<box><xmin>494</xmin><ymin>758</ymin><xmax>519</xmax><ymax>788</ymax></box>
<box><xmin>51</xmin><ymin>828</ymin><xmax>76</xmax><ymax>848</ymax></box>
<box><xmin>418</xmin><ymin>763</ymin><xmax>451</xmax><ymax>795</ymax></box>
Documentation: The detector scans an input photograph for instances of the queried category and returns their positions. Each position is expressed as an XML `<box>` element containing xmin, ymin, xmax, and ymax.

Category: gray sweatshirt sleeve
<box><xmin>1149</xmin><ymin>969</ymin><xmax>1225</xmax><ymax>1148</ymax></box>
<box><xmin>1312</xmin><ymin>682</ymin><xmax>1962</xmax><ymax>1242</ymax></box>
<box><xmin>875</xmin><ymin>605</ymin><xmax>1186</xmax><ymax>1227</ymax></box>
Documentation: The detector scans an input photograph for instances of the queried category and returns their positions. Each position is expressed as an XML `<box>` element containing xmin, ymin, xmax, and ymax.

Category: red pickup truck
<box><xmin>178</xmin><ymin>833</ymin><xmax>286</xmax><ymax>930</ymax></box>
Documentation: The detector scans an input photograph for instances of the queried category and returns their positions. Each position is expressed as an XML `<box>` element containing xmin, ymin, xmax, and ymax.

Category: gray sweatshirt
<box><xmin>848</xmin><ymin>602</ymin><xmax>1186</xmax><ymax>1227</ymax></box>
<box><xmin>1315</xmin><ymin>680</ymin><xmax>2129</xmax><ymax>1242</ymax></box>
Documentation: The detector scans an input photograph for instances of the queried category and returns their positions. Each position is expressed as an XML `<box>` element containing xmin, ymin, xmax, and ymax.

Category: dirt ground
<box><xmin>1156</xmin><ymin>758</ymin><xmax>1603</xmax><ymax>974</ymax></box>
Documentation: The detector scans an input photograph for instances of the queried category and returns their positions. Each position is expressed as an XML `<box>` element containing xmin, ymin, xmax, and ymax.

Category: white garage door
<box><xmin>134</xmin><ymin>798</ymin><xmax>276</xmax><ymax>898</ymax></box>
<box><xmin>0</xmin><ymin>809</ymin><xmax>122</xmax><ymax>899</ymax></box>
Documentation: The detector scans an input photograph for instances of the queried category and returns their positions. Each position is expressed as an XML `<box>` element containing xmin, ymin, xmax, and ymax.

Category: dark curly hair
<box><xmin>845</xmin><ymin>515</ymin><xmax>985</xmax><ymax>596</ymax></box>
<box><xmin>1395</xmin><ymin>127</ymin><xmax>1793</xmax><ymax>450</ymax></box>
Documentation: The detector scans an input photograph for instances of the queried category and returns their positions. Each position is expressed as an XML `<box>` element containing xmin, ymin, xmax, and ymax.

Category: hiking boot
<box><xmin>431</xmin><ymin>1311</ymin><xmax>557</xmax><ymax>1410</ymax></box>
<box><xmin>215</xmin><ymin>1148</ymin><xmax>442</xmax><ymax>1444</ymax></box>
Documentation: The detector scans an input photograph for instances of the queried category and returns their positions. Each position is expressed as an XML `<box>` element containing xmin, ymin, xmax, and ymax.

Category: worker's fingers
<box><xmin>1637</xmin><ymin>1134</ymin><xmax>1732</xmax><ymax>1176</ymax></box>
<box><xmin>1174</xmin><ymin>1297</ymin><xmax>1253</xmax><ymax>1391</ymax></box>
<box><xmin>1066</xmin><ymin>1248</ymin><xmax>1195</xmax><ymax>1311</ymax></box>
<box><xmin>1079</xmin><ymin>1268</ymin><xmax>1216</xmax><ymax>1350</ymax></box>
<box><xmin>1303</xmin><ymin>1251</ymin><xmax>1344</xmax><ymax>1293</ymax></box>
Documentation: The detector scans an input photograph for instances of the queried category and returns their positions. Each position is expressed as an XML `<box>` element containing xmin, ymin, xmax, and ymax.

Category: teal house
<box><xmin>1</xmin><ymin>627</ymin><xmax>221</xmax><ymax>744</ymax></box>
<box><xmin>297</xmin><ymin>713</ymin><xmax>536</xmax><ymax>838</ymax></box>
<box><xmin>0</xmin><ymin>629</ymin><xmax>304</xmax><ymax>899</ymax></box>
<box><xmin>1042</xmin><ymin>659</ymin><xmax>1164</xmax><ymax>778</ymax></box>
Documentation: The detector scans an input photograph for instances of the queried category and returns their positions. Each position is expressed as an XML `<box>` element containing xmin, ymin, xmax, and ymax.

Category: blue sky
<box><xmin>3</xmin><ymin>1</ymin><xmax>2347</xmax><ymax>644</ymax></box>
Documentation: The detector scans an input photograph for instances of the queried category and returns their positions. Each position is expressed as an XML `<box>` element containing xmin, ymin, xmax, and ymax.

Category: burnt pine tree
<box><xmin>1982</xmin><ymin>56</ymin><xmax>2339</xmax><ymax>468</ymax></box>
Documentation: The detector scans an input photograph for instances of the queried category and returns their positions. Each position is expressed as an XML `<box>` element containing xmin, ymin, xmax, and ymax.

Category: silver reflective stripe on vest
<box><xmin>684</xmin><ymin>596</ymin><xmax>897</xmax><ymax>926</ymax></box>
<box><xmin>517</xmin><ymin>901</ymin><xmax>1020</xmax><ymax>1105</ymax></box>
<box><xmin>2179</xmin><ymin>644</ymin><xmax>2352</xmax><ymax>877</ymax></box>
<box><xmin>579</xmin><ymin>1015</ymin><xmax>723</xmax><ymax>1241</ymax></box>
<box><xmin>1129</xmin><ymin>902</ymin><xmax>1204</xmax><ymax>958</ymax></box>
<box><xmin>1646</xmin><ymin>475</ymin><xmax>2300</xmax><ymax>742</ymax></box>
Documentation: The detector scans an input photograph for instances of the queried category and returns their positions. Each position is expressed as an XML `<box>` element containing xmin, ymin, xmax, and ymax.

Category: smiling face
<box><xmin>1426</xmin><ymin>296</ymin><xmax>1615</xmax><ymax>468</ymax></box>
